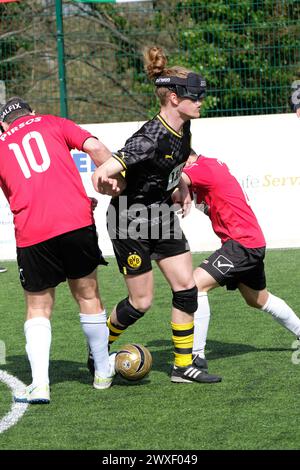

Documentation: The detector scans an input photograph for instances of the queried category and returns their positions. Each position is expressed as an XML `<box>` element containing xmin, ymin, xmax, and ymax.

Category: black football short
<box><xmin>17</xmin><ymin>225</ymin><xmax>107</xmax><ymax>292</ymax></box>
<box><xmin>199</xmin><ymin>240</ymin><xmax>266</xmax><ymax>291</ymax></box>
<box><xmin>111</xmin><ymin>213</ymin><xmax>190</xmax><ymax>275</ymax></box>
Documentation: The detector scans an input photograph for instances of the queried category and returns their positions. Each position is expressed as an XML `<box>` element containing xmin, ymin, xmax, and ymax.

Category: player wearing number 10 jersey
<box><xmin>0</xmin><ymin>96</ymin><xmax>119</xmax><ymax>403</ymax></box>
<box><xmin>0</xmin><ymin>106</ymin><xmax>96</xmax><ymax>247</ymax></box>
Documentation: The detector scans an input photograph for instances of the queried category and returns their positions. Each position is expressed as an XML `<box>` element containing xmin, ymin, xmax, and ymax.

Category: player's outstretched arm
<box><xmin>92</xmin><ymin>157</ymin><xmax>124</xmax><ymax>196</ymax></box>
<box><xmin>83</xmin><ymin>137</ymin><xmax>112</xmax><ymax>167</ymax></box>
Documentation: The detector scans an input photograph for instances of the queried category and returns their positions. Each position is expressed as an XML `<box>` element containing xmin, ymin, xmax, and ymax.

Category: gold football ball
<box><xmin>115</xmin><ymin>344</ymin><xmax>152</xmax><ymax>381</ymax></box>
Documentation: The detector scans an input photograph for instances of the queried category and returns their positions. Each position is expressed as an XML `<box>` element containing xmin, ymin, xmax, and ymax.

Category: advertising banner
<box><xmin>0</xmin><ymin>114</ymin><xmax>298</xmax><ymax>259</ymax></box>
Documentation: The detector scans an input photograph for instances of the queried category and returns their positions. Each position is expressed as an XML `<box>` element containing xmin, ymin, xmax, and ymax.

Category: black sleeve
<box><xmin>112</xmin><ymin>134</ymin><xmax>156</xmax><ymax>170</ymax></box>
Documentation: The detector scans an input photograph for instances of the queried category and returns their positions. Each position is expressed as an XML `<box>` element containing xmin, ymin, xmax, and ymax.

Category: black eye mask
<box><xmin>155</xmin><ymin>73</ymin><xmax>206</xmax><ymax>101</ymax></box>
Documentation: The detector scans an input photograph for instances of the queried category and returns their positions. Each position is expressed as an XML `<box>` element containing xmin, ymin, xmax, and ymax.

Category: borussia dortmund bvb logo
<box><xmin>127</xmin><ymin>253</ymin><xmax>142</xmax><ymax>269</ymax></box>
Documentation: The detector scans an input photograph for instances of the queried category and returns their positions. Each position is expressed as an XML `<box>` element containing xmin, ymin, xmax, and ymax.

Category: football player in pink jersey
<box><xmin>0</xmin><ymin>96</ymin><xmax>121</xmax><ymax>403</ymax></box>
<box><xmin>182</xmin><ymin>155</ymin><xmax>300</xmax><ymax>371</ymax></box>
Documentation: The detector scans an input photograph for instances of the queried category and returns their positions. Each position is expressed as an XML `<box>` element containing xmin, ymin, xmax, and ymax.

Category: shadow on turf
<box><xmin>2</xmin><ymin>355</ymin><xmax>152</xmax><ymax>387</ymax></box>
<box><xmin>146</xmin><ymin>339</ymin><xmax>291</xmax><ymax>373</ymax></box>
<box><xmin>3</xmin><ymin>338</ymin><xmax>291</xmax><ymax>386</ymax></box>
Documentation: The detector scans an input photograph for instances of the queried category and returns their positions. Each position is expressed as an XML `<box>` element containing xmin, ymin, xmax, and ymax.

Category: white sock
<box><xmin>261</xmin><ymin>293</ymin><xmax>300</xmax><ymax>337</ymax></box>
<box><xmin>79</xmin><ymin>311</ymin><xmax>110</xmax><ymax>376</ymax></box>
<box><xmin>24</xmin><ymin>317</ymin><xmax>51</xmax><ymax>386</ymax></box>
<box><xmin>192</xmin><ymin>292</ymin><xmax>211</xmax><ymax>359</ymax></box>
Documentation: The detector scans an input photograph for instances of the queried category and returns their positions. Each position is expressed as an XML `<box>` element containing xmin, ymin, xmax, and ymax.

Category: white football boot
<box><xmin>14</xmin><ymin>383</ymin><xmax>50</xmax><ymax>404</ymax></box>
<box><xmin>93</xmin><ymin>353</ymin><xmax>116</xmax><ymax>390</ymax></box>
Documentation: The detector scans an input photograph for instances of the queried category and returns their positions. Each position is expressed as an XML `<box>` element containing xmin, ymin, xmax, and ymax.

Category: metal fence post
<box><xmin>55</xmin><ymin>0</ymin><xmax>68</xmax><ymax>118</ymax></box>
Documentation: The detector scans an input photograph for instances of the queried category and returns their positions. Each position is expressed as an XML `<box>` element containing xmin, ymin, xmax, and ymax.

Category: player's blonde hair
<box><xmin>143</xmin><ymin>46</ymin><xmax>193</xmax><ymax>105</ymax></box>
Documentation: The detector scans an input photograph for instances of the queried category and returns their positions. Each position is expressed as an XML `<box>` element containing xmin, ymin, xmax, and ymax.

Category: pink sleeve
<box><xmin>58</xmin><ymin>117</ymin><xmax>95</xmax><ymax>151</ymax></box>
<box><xmin>183</xmin><ymin>161</ymin><xmax>213</xmax><ymax>189</ymax></box>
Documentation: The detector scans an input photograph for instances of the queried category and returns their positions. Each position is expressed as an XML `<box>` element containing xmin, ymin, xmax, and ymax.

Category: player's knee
<box><xmin>75</xmin><ymin>292</ymin><xmax>103</xmax><ymax>313</ymax></box>
<box><xmin>72</xmin><ymin>285</ymin><xmax>97</xmax><ymax>304</ymax></box>
<box><xmin>243</xmin><ymin>293</ymin><xmax>267</xmax><ymax>309</ymax></box>
<box><xmin>115</xmin><ymin>297</ymin><xmax>146</xmax><ymax>327</ymax></box>
<box><xmin>172</xmin><ymin>286</ymin><xmax>198</xmax><ymax>314</ymax></box>
<box><xmin>246</xmin><ymin>298</ymin><xmax>261</xmax><ymax>308</ymax></box>
<box><xmin>130</xmin><ymin>296</ymin><xmax>152</xmax><ymax>312</ymax></box>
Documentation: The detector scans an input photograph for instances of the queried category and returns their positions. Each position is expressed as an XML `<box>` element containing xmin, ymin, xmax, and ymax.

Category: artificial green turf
<box><xmin>0</xmin><ymin>249</ymin><xmax>299</xmax><ymax>450</ymax></box>
<box><xmin>0</xmin><ymin>383</ymin><xmax>11</xmax><ymax>420</ymax></box>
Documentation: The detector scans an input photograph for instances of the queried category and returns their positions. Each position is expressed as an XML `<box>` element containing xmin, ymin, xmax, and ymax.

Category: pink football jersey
<box><xmin>0</xmin><ymin>114</ymin><xmax>95</xmax><ymax>247</ymax></box>
<box><xmin>183</xmin><ymin>156</ymin><xmax>266</xmax><ymax>248</ymax></box>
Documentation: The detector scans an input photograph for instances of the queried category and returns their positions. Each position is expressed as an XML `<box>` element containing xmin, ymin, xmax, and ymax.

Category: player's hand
<box><xmin>91</xmin><ymin>170</ymin><xmax>118</xmax><ymax>195</ymax></box>
<box><xmin>92</xmin><ymin>158</ymin><xmax>125</xmax><ymax>196</ymax></box>
<box><xmin>180</xmin><ymin>190</ymin><xmax>192</xmax><ymax>217</ymax></box>
<box><xmin>96</xmin><ymin>176</ymin><xmax>121</xmax><ymax>196</ymax></box>
<box><xmin>172</xmin><ymin>184</ymin><xmax>192</xmax><ymax>218</ymax></box>
<box><xmin>89</xmin><ymin>197</ymin><xmax>98</xmax><ymax>211</ymax></box>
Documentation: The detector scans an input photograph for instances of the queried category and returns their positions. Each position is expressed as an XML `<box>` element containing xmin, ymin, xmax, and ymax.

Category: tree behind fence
<box><xmin>0</xmin><ymin>0</ymin><xmax>299</xmax><ymax>124</ymax></box>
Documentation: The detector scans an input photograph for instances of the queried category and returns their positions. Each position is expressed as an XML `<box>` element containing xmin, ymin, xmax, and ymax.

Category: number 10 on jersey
<box><xmin>8</xmin><ymin>131</ymin><xmax>50</xmax><ymax>179</ymax></box>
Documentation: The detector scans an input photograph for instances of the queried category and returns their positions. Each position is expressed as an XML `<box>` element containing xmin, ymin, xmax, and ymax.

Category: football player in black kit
<box><xmin>91</xmin><ymin>46</ymin><xmax>222</xmax><ymax>384</ymax></box>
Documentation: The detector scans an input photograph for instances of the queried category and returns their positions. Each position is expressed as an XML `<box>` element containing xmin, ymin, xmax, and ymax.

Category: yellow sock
<box><xmin>107</xmin><ymin>317</ymin><xmax>126</xmax><ymax>345</ymax></box>
<box><xmin>171</xmin><ymin>321</ymin><xmax>194</xmax><ymax>367</ymax></box>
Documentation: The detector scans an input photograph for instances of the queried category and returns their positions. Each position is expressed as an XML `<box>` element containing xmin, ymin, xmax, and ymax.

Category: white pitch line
<box><xmin>0</xmin><ymin>369</ymin><xmax>28</xmax><ymax>434</ymax></box>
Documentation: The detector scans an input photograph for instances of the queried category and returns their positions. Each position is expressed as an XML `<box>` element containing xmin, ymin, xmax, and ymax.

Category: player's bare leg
<box><xmin>68</xmin><ymin>269</ymin><xmax>114</xmax><ymax>389</ymax></box>
<box><xmin>239</xmin><ymin>283</ymin><xmax>300</xmax><ymax>337</ymax></box>
<box><xmin>87</xmin><ymin>271</ymin><xmax>153</xmax><ymax>377</ymax></box>
<box><xmin>108</xmin><ymin>270</ymin><xmax>154</xmax><ymax>342</ymax></box>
